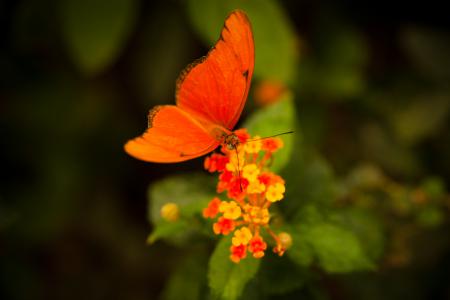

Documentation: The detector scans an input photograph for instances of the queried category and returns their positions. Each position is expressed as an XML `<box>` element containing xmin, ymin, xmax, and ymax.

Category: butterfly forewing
<box><xmin>176</xmin><ymin>10</ymin><xmax>254</xmax><ymax>130</ymax></box>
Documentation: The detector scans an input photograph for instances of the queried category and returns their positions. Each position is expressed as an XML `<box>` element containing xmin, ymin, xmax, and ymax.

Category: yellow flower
<box><xmin>265</xmin><ymin>182</ymin><xmax>285</xmax><ymax>202</ymax></box>
<box><xmin>242</xmin><ymin>164</ymin><xmax>260</xmax><ymax>182</ymax></box>
<box><xmin>244</xmin><ymin>136</ymin><xmax>262</xmax><ymax>153</ymax></box>
<box><xmin>225</xmin><ymin>162</ymin><xmax>235</xmax><ymax>172</ymax></box>
<box><xmin>219</xmin><ymin>201</ymin><xmax>242</xmax><ymax>220</ymax></box>
<box><xmin>249</xmin><ymin>206</ymin><xmax>270</xmax><ymax>224</ymax></box>
<box><xmin>225</xmin><ymin>148</ymin><xmax>245</xmax><ymax>172</ymax></box>
<box><xmin>160</xmin><ymin>203</ymin><xmax>179</xmax><ymax>222</ymax></box>
<box><xmin>202</xmin><ymin>130</ymin><xmax>291</xmax><ymax>262</ymax></box>
<box><xmin>242</xmin><ymin>204</ymin><xmax>251</xmax><ymax>223</ymax></box>
<box><xmin>247</xmin><ymin>180</ymin><xmax>265</xmax><ymax>194</ymax></box>
<box><xmin>232</xmin><ymin>227</ymin><xmax>253</xmax><ymax>246</ymax></box>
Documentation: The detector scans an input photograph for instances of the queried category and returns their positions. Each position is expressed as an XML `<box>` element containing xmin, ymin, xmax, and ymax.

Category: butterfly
<box><xmin>124</xmin><ymin>10</ymin><xmax>254</xmax><ymax>163</ymax></box>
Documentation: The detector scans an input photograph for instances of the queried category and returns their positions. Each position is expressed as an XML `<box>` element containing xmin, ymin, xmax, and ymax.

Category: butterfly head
<box><xmin>223</xmin><ymin>133</ymin><xmax>241</xmax><ymax>150</ymax></box>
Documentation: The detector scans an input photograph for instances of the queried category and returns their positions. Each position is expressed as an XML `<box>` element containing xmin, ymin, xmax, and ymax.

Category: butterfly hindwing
<box><xmin>124</xmin><ymin>106</ymin><xmax>220</xmax><ymax>163</ymax></box>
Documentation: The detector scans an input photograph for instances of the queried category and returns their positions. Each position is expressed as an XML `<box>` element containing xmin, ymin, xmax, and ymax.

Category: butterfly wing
<box><xmin>124</xmin><ymin>106</ymin><xmax>220</xmax><ymax>163</ymax></box>
<box><xmin>176</xmin><ymin>10</ymin><xmax>254</xmax><ymax>130</ymax></box>
<box><xmin>125</xmin><ymin>10</ymin><xmax>254</xmax><ymax>163</ymax></box>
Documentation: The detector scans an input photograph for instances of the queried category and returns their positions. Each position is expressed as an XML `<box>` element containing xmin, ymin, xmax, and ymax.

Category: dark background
<box><xmin>1</xmin><ymin>0</ymin><xmax>449</xmax><ymax>299</ymax></box>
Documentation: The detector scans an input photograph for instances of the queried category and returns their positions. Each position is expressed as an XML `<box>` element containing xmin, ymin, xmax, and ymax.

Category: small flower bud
<box><xmin>278</xmin><ymin>232</ymin><xmax>293</xmax><ymax>249</ymax></box>
<box><xmin>160</xmin><ymin>203</ymin><xmax>179</xmax><ymax>222</ymax></box>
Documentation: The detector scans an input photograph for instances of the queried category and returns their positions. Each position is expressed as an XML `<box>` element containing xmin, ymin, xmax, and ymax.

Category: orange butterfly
<box><xmin>125</xmin><ymin>10</ymin><xmax>254</xmax><ymax>163</ymax></box>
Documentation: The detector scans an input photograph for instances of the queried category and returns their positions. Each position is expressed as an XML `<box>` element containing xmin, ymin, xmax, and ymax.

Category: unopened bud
<box><xmin>160</xmin><ymin>203</ymin><xmax>179</xmax><ymax>222</ymax></box>
<box><xmin>278</xmin><ymin>232</ymin><xmax>293</xmax><ymax>249</ymax></box>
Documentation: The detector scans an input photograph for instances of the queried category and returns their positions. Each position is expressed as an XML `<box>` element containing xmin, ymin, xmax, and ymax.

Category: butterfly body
<box><xmin>125</xmin><ymin>10</ymin><xmax>254</xmax><ymax>163</ymax></box>
<box><xmin>223</xmin><ymin>133</ymin><xmax>241</xmax><ymax>151</ymax></box>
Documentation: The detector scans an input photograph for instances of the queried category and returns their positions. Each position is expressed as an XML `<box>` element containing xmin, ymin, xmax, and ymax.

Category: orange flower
<box><xmin>259</xmin><ymin>172</ymin><xmax>284</xmax><ymax>186</ymax></box>
<box><xmin>273</xmin><ymin>244</ymin><xmax>286</xmax><ymax>257</ymax></box>
<box><xmin>204</xmin><ymin>153</ymin><xmax>229</xmax><ymax>173</ymax></box>
<box><xmin>227</xmin><ymin>177</ymin><xmax>249</xmax><ymax>200</ymax></box>
<box><xmin>248</xmin><ymin>236</ymin><xmax>267</xmax><ymax>258</ymax></box>
<box><xmin>213</xmin><ymin>217</ymin><xmax>235</xmax><ymax>235</ymax></box>
<box><xmin>203</xmin><ymin>130</ymin><xmax>290</xmax><ymax>262</ymax></box>
<box><xmin>234</xmin><ymin>128</ymin><xmax>250</xmax><ymax>143</ymax></box>
<box><xmin>230</xmin><ymin>244</ymin><xmax>247</xmax><ymax>263</ymax></box>
<box><xmin>219</xmin><ymin>170</ymin><xmax>233</xmax><ymax>183</ymax></box>
<box><xmin>245</xmin><ymin>206</ymin><xmax>270</xmax><ymax>225</ymax></box>
<box><xmin>217</xmin><ymin>170</ymin><xmax>233</xmax><ymax>193</ymax></box>
<box><xmin>258</xmin><ymin>173</ymin><xmax>272</xmax><ymax>186</ymax></box>
<box><xmin>203</xmin><ymin>197</ymin><xmax>222</xmax><ymax>218</ymax></box>
<box><xmin>253</xmin><ymin>80</ymin><xmax>287</xmax><ymax>106</ymax></box>
<box><xmin>261</xmin><ymin>138</ymin><xmax>283</xmax><ymax>152</ymax></box>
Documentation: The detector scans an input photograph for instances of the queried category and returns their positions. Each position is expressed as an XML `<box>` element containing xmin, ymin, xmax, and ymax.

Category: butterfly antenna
<box><xmin>246</xmin><ymin>131</ymin><xmax>294</xmax><ymax>143</ymax></box>
<box><xmin>234</xmin><ymin>145</ymin><xmax>243</xmax><ymax>192</ymax></box>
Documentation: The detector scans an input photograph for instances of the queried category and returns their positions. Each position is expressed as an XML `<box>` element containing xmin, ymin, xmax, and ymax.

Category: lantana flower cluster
<box><xmin>203</xmin><ymin>128</ymin><xmax>290</xmax><ymax>263</ymax></box>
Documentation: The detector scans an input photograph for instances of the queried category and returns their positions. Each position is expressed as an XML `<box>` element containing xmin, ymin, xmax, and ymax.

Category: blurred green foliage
<box><xmin>1</xmin><ymin>0</ymin><xmax>450</xmax><ymax>300</ymax></box>
<box><xmin>243</xmin><ymin>94</ymin><xmax>295</xmax><ymax>172</ymax></box>
<box><xmin>60</xmin><ymin>0</ymin><xmax>138</xmax><ymax>75</ymax></box>
<box><xmin>209</xmin><ymin>236</ymin><xmax>261</xmax><ymax>300</ymax></box>
<box><xmin>187</xmin><ymin>0</ymin><xmax>298</xmax><ymax>84</ymax></box>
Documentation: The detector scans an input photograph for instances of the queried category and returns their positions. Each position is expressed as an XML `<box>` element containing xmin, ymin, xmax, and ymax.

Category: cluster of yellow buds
<box><xmin>203</xmin><ymin>129</ymin><xmax>290</xmax><ymax>263</ymax></box>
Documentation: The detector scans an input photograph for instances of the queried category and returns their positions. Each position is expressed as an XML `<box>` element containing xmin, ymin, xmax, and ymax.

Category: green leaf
<box><xmin>328</xmin><ymin>209</ymin><xmax>385</xmax><ymax>261</ymax></box>
<box><xmin>147</xmin><ymin>173</ymin><xmax>216</xmax><ymax>245</ymax></box>
<box><xmin>416</xmin><ymin>207</ymin><xmax>444</xmax><ymax>228</ymax></box>
<box><xmin>148</xmin><ymin>173</ymin><xmax>216</xmax><ymax>224</ymax></box>
<box><xmin>298</xmin><ymin>24</ymin><xmax>368</xmax><ymax>99</ymax></box>
<box><xmin>421</xmin><ymin>177</ymin><xmax>446</xmax><ymax>199</ymax></box>
<box><xmin>287</xmin><ymin>224</ymin><xmax>315</xmax><ymax>267</ymax></box>
<box><xmin>160</xmin><ymin>251</ymin><xmax>208</xmax><ymax>300</ymax></box>
<box><xmin>186</xmin><ymin>0</ymin><xmax>298</xmax><ymax>84</ymax></box>
<box><xmin>146</xmin><ymin>220</ymin><xmax>189</xmax><ymax>245</ymax></box>
<box><xmin>316</xmin><ymin>67</ymin><xmax>366</xmax><ymax>99</ymax></box>
<box><xmin>282</xmin><ymin>149</ymin><xmax>337</xmax><ymax>217</ymax></box>
<box><xmin>297</xmin><ymin>103</ymin><xmax>328</xmax><ymax>146</ymax></box>
<box><xmin>290</xmin><ymin>222</ymin><xmax>375</xmax><ymax>273</ymax></box>
<box><xmin>60</xmin><ymin>0</ymin><xmax>138</xmax><ymax>75</ymax></box>
<box><xmin>129</xmin><ymin>7</ymin><xmax>195</xmax><ymax>106</ymax></box>
<box><xmin>259</xmin><ymin>255</ymin><xmax>307</xmax><ymax>295</ymax></box>
<box><xmin>208</xmin><ymin>237</ymin><xmax>260</xmax><ymax>300</ymax></box>
<box><xmin>359</xmin><ymin>123</ymin><xmax>422</xmax><ymax>177</ymax></box>
<box><xmin>243</xmin><ymin>93</ymin><xmax>296</xmax><ymax>172</ymax></box>
<box><xmin>401</xmin><ymin>27</ymin><xmax>450</xmax><ymax>82</ymax></box>
<box><xmin>391</xmin><ymin>94</ymin><xmax>450</xmax><ymax>145</ymax></box>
